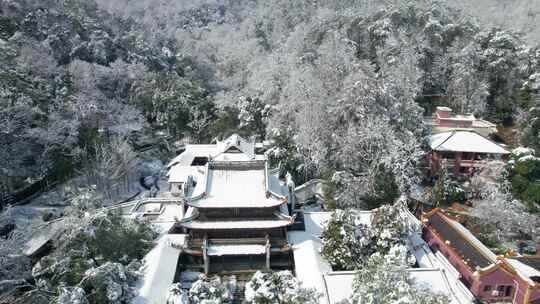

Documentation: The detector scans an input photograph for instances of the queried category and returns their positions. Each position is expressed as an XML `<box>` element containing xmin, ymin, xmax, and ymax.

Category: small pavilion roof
<box><xmin>430</xmin><ymin>131</ymin><xmax>509</xmax><ymax>154</ymax></box>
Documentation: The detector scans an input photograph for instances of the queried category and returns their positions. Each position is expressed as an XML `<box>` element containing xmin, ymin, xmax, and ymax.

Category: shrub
<box><xmin>188</xmin><ymin>275</ymin><xmax>231</xmax><ymax>304</ymax></box>
<box><xmin>244</xmin><ymin>270</ymin><xmax>320</xmax><ymax>304</ymax></box>
<box><xmin>320</xmin><ymin>210</ymin><xmax>365</xmax><ymax>270</ymax></box>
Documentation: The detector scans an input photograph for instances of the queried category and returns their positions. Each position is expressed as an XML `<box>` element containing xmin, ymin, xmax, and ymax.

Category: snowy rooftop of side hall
<box><xmin>288</xmin><ymin>211</ymin><xmax>372</xmax><ymax>304</ymax></box>
<box><xmin>289</xmin><ymin>211</ymin><xmax>474</xmax><ymax>304</ymax></box>
<box><xmin>430</xmin><ymin>131</ymin><xmax>509</xmax><ymax>154</ymax></box>
<box><xmin>322</xmin><ymin>268</ymin><xmax>461</xmax><ymax>304</ymax></box>
<box><xmin>132</xmin><ymin>233</ymin><xmax>184</xmax><ymax>304</ymax></box>
<box><xmin>166</xmin><ymin>134</ymin><xmax>259</xmax><ymax>168</ymax></box>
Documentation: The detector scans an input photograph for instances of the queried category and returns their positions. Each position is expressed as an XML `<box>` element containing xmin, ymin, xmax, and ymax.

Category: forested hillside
<box><xmin>2</xmin><ymin>0</ymin><xmax>540</xmax><ymax>204</ymax></box>
<box><xmin>98</xmin><ymin>0</ymin><xmax>540</xmax><ymax>205</ymax></box>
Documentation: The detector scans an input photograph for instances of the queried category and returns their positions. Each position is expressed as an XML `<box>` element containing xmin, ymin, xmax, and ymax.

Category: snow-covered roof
<box><xmin>289</xmin><ymin>210</ymin><xmax>474</xmax><ymax>304</ymax></box>
<box><xmin>181</xmin><ymin>218</ymin><xmax>293</xmax><ymax>230</ymax></box>
<box><xmin>288</xmin><ymin>212</ymin><xmax>334</xmax><ymax>304</ymax></box>
<box><xmin>215</xmin><ymin>134</ymin><xmax>255</xmax><ymax>159</ymax></box>
<box><xmin>132</xmin><ymin>234</ymin><xmax>185</xmax><ymax>304</ymax></box>
<box><xmin>186</xmin><ymin>160</ymin><xmax>286</xmax><ymax>208</ymax></box>
<box><xmin>167</xmin><ymin>134</ymin><xmax>261</xmax><ymax>170</ymax></box>
<box><xmin>430</xmin><ymin>131</ymin><xmax>509</xmax><ymax>154</ymax></box>
<box><xmin>506</xmin><ymin>257</ymin><xmax>540</xmax><ymax>281</ymax></box>
<box><xmin>23</xmin><ymin>219</ymin><xmax>65</xmax><ymax>257</ymax></box>
<box><xmin>322</xmin><ymin>268</ymin><xmax>468</xmax><ymax>304</ymax></box>
<box><xmin>168</xmin><ymin>165</ymin><xmax>205</xmax><ymax>184</ymax></box>
<box><xmin>267</xmin><ymin>168</ymin><xmax>290</xmax><ymax>198</ymax></box>
<box><xmin>409</xmin><ymin>233</ymin><xmax>438</xmax><ymax>268</ymax></box>
<box><xmin>167</xmin><ymin>144</ymin><xmax>216</xmax><ymax>168</ymax></box>
<box><xmin>207</xmin><ymin>244</ymin><xmax>266</xmax><ymax>256</ymax></box>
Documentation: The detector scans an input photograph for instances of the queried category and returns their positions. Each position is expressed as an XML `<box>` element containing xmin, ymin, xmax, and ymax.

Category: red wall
<box><xmin>423</xmin><ymin>225</ymin><xmax>540</xmax><ymax>304</ymax></box>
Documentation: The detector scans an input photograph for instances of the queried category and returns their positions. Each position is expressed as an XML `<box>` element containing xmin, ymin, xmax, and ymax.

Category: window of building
<box><xmin>497</xmin><ymin>285</ymin><xmax>505</xmax><ymax>292</ymax></box>
<box><xmin>505</xmin><ymin>286</ymin><xmax>513</xmax><ymax>297</ymax></box>
<box><xmin>191</xmin><ymin>157</ymin><xmax>208</xmax><ymax>166</ymax></box>
<box><xmin>483</xmin><ymin>285</ymin><xmax>492</xmax><ymax>292</ymax></box>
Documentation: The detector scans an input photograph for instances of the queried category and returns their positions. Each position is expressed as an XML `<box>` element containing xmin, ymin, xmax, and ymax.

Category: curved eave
<box><xmin>185</xmin><ymin>197</ymin><xmax>287</xmax><ymax>209</ymax></box>
<box><xmin>181</xmin><ymin>219</ymin><xmax>293</xmax><ymax>230</ymax></box>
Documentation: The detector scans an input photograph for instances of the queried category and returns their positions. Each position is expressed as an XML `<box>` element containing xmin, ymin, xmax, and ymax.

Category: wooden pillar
<box><xmin>265</xmin><ymin>234</ymin><xmax>271</xmax><ymax>270</ymax></box>
<box><xmin>203</xmin><ymin>234</ymin><xmax>209</xmax><ymax>274</ymax></box>
<box><xmin>454</xmin><ymin>152</ymin><xmax>462</xmax><ymax>176</ymax></box>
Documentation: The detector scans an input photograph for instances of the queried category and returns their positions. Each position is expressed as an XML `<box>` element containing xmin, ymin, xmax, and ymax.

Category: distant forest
<box><xmin>1</xmin><ymin>0</ymin><xmax>539</xmax><ymax>204</ymax></box>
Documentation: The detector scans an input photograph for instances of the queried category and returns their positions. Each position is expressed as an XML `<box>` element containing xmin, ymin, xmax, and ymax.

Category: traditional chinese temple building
<box><xmin>428</xmin><ymin>131</ymin><xmax>509</xmax><ymax>177</ymax></box>
<box><xmin>422</xmin><ymin>209</ymin><xmax>540</xmax><ymax>304</ymax></box>
<box><xmin>167</xmin><ymin>134</ymin><xmax>295</xmax><ymax>274</ymax></box>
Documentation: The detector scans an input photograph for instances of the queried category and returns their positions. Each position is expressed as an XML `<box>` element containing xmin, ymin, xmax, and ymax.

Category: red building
<box><xmin>422</xmin><ymin>209</ymin><xmax>540</xmax><ymax>304</ymax></box>
<box><xmin>427</xmin><ymin>106</ymin><xmax>497</xmax><ymax>137</ymax></box>
<box><xmin>428</xmin><ymin>131</ymin><xmax>509</xmax><ymax>177</ymax></box>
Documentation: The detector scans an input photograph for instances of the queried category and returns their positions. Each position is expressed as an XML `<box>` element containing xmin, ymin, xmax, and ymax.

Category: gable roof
<box><xmin>167</xmin><ymin>134</ymin><xmax>257</xmax><ymax>168</ymax></box>
<box><xmin>430</xmin><ymin>131</ymin><xmax>509</xmax><ymax>154</ymax></box>
<box><xmin>423</xmin><ymin>209</ymin><xmax>496</xmax><ymax>270</ymax></box>
<box><xmin>215</xmin><ymin>134</ymin><xmax>255</xmax><ymax>159</ymax></box>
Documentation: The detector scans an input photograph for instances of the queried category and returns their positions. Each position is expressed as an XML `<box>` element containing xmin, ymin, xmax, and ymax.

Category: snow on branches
<box><xmin>244</xmin><ymin>270</ymin><xmax>320</xmax><ymax>304</ymax></box>
<box><xmin>349</xmin><ymin>246</ymin><xmax>449</xmax><ymax>304</ymax></box>
<box><xmin>321</xmin><ymin>204</ymin><xmax>414</xmax><ymax>270</ymax></box>
<box><xmin>188</xmin><ymin>275</ymin><xmax>232</xmax><ymax>304</ymax></box>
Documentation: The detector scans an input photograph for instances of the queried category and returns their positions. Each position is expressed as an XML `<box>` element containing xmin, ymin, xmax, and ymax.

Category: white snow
<box><xmin>512</xmin><ymin>147</ymin><xmax>535</xmax><ymax>157</ymax></box>
<box><xmin>181</xmin><ymin>218</ymin><xmax>292</xmax><ymax>229</ymax></box>
<box><xmin>207</xmin><ymin>244</ymin><xmax>266</xmax><ymax>256</ymax></box>
<box><xmin>518</xmin><ymin>154</ymin><xmax>539</xmax><ymax>162</ymax></box>
<box><xmin>187</xmin><ymin>164</ymin><xmax>285</xmax><ymax>208</ymax></box>
<box><xmin>289</xmin><ymin>211</ymin><xmax>474</xmax><ymax>304</ymax></box>
<box><xmin>430</xmin><ymin>131</ymin><xmax>509</xmax><ymax>154</ymax></box>
<box><xmin>166</xmin><ymin>145</ymin><xmax>216</xmax><ymax>168</ymax></box>
<box><xmin>288</xmin><ymin>212</ymin><xmax>334</xmax><ymax>304</ymax></box>
<box><xmin>132</xmin><ymin>234</ymin><xmax>185</xmax><ymax>304</ymax></box>
<box><xmin>322</xmin><ymin>268</ymin><xmax>471</xmax><ymax>304</ymax></box>
<box><xmin>506</xmin><ymin>258</ymin><xmax>540</xmax><ymax>280</ymax></box>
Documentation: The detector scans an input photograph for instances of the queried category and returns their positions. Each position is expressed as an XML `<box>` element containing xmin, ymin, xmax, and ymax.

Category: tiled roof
<box><xmin>425</xmin><ymin>211</ymin><xmax>494</xmax><ymax>270</ymax></box>
<box><xmin>430</xmin><ymin>131</ymin><xmax>509</xmax><ymax>154</ymax></box>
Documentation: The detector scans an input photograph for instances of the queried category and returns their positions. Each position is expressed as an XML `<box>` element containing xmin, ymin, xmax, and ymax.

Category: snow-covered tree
<box><xmin>78</xmin><ymin>136</ymin><xmax>138</xmax><ymax>201</ymax></box>
<box><xmin>371</xmin><ymin>204</ymin><xmax>411</xmax><ymax>254</ymax></box>
<box><xmin>188</xmin><ymin>275</ymin><xmax>231</xmax><ymax>304</ymax></box>
<box><xmin>321</xmin><ymin>204</ymin><xmax>414</xmax><ymax>270</ymax></box>
<box><xmin>244</xmin><ymin>270</ymin><xmax>320</xmax><ymax>304</ymax></box>
<box><xmin>471</xmin><ymin>170</ymin><xmax>540</xmax><ymax>245</ymax></box>
<box><xmin>349</xmin><ymin>246</ymin><xmax>449</xmax><ymax>304</ymax></box>
<box><xmin>238</xmin><ymin>96</ymin><xmax>269</xmax><ymax>139</ymax></box>
<box><xmin>321</xmin><ymin>209</ymin><xmax>367</xmax><ymax>270</ymax></box>
<box><xmin>166</xmin><ymin>283</ymin><xmax>189</xmax><ymax>304</ymax></box>
<box><xmin>56</xmin><ymin>287</ymin><xmax>89</xmax><ymax>304</ymax></box>
<box><xmin>447</xmin><ymin>41</ymin><xmax>489</xmax><ymax>115</ymax></box>
<box><xmin>30</xmin><ymin>208</ymin><xmax>153</xmax><ymax>303</ymax></box>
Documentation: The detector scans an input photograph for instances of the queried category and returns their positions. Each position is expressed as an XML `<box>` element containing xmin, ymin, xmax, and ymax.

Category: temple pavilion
<box><xmin>167</xmin><ymin>134</ymin><xmax>296</xmax><ymax>274</ymax></box>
